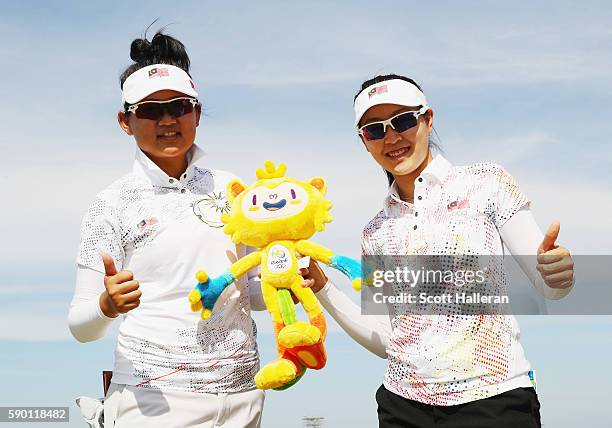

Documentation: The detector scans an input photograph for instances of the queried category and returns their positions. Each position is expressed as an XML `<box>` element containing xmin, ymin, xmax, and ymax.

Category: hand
<box><xmin>99</xmin><ymin>252</ymin><xmax>142</xmax><ymax>318</ymax></box>
<box><xmin>536</xmin><ymin>222</ymin><xmax>574</xmax><ymax>289</ymax></box>
<box><xmin>299</xmin><ymin>258</ymin><xmax>328</xmax><ymax>294</ymax></box>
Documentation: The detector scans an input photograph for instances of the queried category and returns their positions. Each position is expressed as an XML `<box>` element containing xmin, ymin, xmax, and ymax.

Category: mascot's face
<box><xmin>221</xmin><ymin>161</ymin><xmax>333</xmax><ymax>248</ymax></box>
<box><xmin>241</xmin><ymin>181</ymin><xmax>309</xmax><ymax>221</ymax></box>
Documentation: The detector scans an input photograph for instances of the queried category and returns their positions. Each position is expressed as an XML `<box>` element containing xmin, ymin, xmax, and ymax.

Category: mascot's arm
<box><xmin>295</xmin><ymin>240</ymin><xmax>362</xmax><ymax>291</ymax></box>
<box><xmin>189</xmin><ymin>250</ymin><xmax>263</xmax><ymax>319</ymax></box>
<box><xmin>227</xmin><ymin>250</ymin><xmax>264</xmax><ymax>279</ymax></box>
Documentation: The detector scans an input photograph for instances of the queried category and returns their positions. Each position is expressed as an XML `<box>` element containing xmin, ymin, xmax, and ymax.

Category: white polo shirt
<box><xmin>362</xmin><ymin>155</ymin><xmax>534</xmax><ymax>405</ymax></box>
<box><xmin>73</xmin><ymin>145</ymin><xmax>259</xmax><ymax>393</ymax></box>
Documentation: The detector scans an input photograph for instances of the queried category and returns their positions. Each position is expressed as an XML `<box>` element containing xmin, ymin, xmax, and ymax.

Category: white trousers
<box><xmin>104</xmin><ymin>383</ymin><xmax>265</xmax><ymax>428</ymax></box>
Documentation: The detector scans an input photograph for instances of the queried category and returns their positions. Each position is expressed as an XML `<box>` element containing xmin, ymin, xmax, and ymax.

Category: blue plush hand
<box><xmin>188</xmin><ymin>270</ymin><xmax>236</xmax><ymax>319</ymax></box>
<box><xmin>329</xmin><ymin>255</ymin><xmax>363</xmax><ymax>291</ymax></box>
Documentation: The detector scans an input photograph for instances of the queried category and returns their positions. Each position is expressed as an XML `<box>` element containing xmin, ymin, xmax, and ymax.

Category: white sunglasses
<box><xmin>358</xmin><ymin>105</ymin><xmax>430</xmax><ymax>141</ymax></box>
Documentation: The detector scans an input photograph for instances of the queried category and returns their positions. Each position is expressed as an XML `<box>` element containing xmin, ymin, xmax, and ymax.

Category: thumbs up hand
<box><xmin>99</xmin><ymin>252</ymin><xmax>142</xmax><ymax>318</ymax></box>
<box><xmin>536</xmin><ymin>222</ymin><xmax>574</xmax><ymax>289</ymax></box>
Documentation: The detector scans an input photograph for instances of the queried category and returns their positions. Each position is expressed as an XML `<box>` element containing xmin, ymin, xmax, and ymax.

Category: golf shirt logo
<box><xmin>193</xmin><ymin>192</ymin><xmax>231</xmax><ymax>228</ymax></box>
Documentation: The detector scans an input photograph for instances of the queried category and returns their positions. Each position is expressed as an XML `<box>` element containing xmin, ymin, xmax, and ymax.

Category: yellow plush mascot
<box><xmin>188</xmin><ymin>161</ymin><xmax>362</xmax><ymax>390</ymax></box>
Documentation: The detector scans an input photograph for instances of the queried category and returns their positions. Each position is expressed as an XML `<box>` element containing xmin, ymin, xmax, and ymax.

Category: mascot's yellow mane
<box><xmin>221</xmin><ymin>161</ymin><xmax>333</xmax><ymax>248</ymax></box>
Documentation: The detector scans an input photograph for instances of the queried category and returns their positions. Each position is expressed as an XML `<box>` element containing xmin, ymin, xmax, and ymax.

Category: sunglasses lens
<box><xmin>362</xmin><ymin>123</ymin><xmax>386</xmax><ymax>140</ymax></box>
<box><xmin>391</xmin><ymin>112</ymin><xmax>418</xmax><ymax>132</ymax></box>
<box><xmin>134</xmin><ymin>103</ymin><xmax>164</xmax><ymax>120</ymax></box>
<box><xmin>167</xmin><ymin>99</ymin><xmax>195</xmax><ymax>117</ymax></box>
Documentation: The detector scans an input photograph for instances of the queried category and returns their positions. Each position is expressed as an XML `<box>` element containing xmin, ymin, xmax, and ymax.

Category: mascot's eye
<box><xmin>252</xmin><ymin>195</ymin><xmax>257</xmax><ymax>205</ymax></box>
<box><xmin>290</xmin><ymin>189</ymin><xmax>296</xmax><ymax>199</ymax></box>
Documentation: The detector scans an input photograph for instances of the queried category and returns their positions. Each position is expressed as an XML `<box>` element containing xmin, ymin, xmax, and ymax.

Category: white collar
<box><xmin>133</xmin><ymin>144</ymin><xmax>205</xmax><ymax>187</ymax></box>
<box><xmin>419</xmin><ymin>154</ymin><xmax>452</xmax><ymax>184</ymax></box>
<box><xmin>384</xmin><ymin>154</ymin><xmax>452</xmax><ymax>215</ymax></box>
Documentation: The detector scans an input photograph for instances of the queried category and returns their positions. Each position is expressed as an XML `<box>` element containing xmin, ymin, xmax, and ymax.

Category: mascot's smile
<box><xmin>263</xmin><ymin>199</ymin><xmax>287</xmax><ymax>211</ymax></box>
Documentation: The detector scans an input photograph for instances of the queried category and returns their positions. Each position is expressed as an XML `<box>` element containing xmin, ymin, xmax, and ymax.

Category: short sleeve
<box><xmin>491</xmin><ymin>165</ymin><xmax>530</xmax><ymax>229</ymax></box>
<box><xmin>76</xmin><ymin>196</ymin><xmax>125</xmax><ymax>273</ymax></box>
<box><xmin>361</xmin><ymin>229</ymin><xmax>378</xmax><ymax>256</ymax></box>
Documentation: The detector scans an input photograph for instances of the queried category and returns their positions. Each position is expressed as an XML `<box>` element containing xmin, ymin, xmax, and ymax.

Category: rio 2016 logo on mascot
<box><xmin>188</xmin><ymin>161</ymin><xmax>362</xmax><ymax>390</ymax></box>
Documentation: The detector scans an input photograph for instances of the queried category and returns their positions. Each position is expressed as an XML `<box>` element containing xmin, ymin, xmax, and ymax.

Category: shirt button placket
<box><xmin>414</xmin><ymin>176</ymin><xmax>424</xmax><ymax>231</ymax></box>
<box><xmin>414</xmin><ymin>186</ymin><xmax>427</xmax><ymax>250</ymax></box>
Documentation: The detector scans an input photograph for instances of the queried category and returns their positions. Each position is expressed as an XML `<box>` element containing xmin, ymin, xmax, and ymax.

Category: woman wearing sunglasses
<box><xmin>307</xmin><ymin>74</ymin><xmax>575</xmax><ymax>427</ymax></box>
<box><xmin>68</xmin><ymin>30</ymin><xmax>265</xmax><ymax>427</ymax></box>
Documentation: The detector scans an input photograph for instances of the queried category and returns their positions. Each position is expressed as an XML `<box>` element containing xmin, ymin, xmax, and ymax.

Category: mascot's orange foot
<box><xmin>290</xmin><ymin>341</ymin><xmax>327</xmax><ymax>370</ymax></box>
<box><xmin>254</xmin><ymin>358</ymin><xmax>299</xmax><ymax>390</ymax></box>
<box><xmin>277</xmin><ymin>321</ymin><xmax>321</xmax><ymax>349</ymax></box>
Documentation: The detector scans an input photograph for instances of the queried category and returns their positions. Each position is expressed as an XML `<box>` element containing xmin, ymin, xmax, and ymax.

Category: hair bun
<box><xmin>128</xmin><ymin>31</ymin><xmax>190</xmax><ymax>72</ymax></box>
<box><xmin>120</xmin><ymin>28</ymin><xmax>192</xmax><ymax>89</ymax></box>
<box><xmin>150</xmin><ymin>32</ymin><xmax>169</xmax><ymax>55</ymax></box>
<box><xmin>130</xmin><ymin>38</ymin><xmax>153</xmax><ymax>63</ymax></box>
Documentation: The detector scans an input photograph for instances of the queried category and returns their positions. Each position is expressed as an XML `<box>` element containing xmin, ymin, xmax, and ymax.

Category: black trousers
<box><xmin>376</xmin><ymin>385</ymin><xmax>541</xmax><ymax>428</ymax></box>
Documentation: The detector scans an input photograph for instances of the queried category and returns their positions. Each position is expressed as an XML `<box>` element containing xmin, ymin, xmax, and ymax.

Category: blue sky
<box><xmin>1</xmin><ymin>1</ymin><xmax>611</xmax><ymax>426</ymax></box>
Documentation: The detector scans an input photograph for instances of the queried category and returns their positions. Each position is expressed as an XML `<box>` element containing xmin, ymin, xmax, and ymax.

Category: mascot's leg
<box><xmin>254</xmin><ymin>282</ymin><xmax>305</xmax><ymax>390</ymax></box>
<box><xmin>276</xmin><ymin>277</ymin><xmax>327</xmax><ymax>370</ymax></box>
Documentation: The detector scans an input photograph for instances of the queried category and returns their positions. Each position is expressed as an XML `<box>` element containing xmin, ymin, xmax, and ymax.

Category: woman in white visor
<box><xmin>68</xmin><ymin>29</ymin><xmax>265</xmax><ymax>427</ymax></box>
<box><xmin>306</xmin><ymin>74</ymin><xmax>576</xmax><ymax>427</ymax></box>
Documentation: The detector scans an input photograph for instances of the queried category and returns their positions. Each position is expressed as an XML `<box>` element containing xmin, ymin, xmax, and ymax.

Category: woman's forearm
<box><xmin>317</xmin><ymin>281</ymin><xmax>392</xmax><ymax>358</ymax></box>
<box><xmin>68</xmin><ymin>266</ymin><xmax>116</xmax><ymax>342</ymax></box>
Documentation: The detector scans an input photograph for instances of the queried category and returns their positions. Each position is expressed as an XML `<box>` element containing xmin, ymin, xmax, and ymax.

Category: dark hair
<box><xmin>354</xmin><ymin>74</ymin><xmax>441</xmax><ymax>186</ymax></box>
<box><xmin>120</xmin><ymin>25</ymin><xmax>192</xmax><ymax>108</ymax></box>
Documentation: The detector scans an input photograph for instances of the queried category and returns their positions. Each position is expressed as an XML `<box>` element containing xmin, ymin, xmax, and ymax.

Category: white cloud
<box><xmin>176</xmin><ymin>13</ymin><xmax>612</xmax><ymax>88</ymax></box>
<box><xmin>411</xmin><ymin>27</ymin><xmax>612</xmax><ymax>87</ymax></box>
<box><xmin>2</xmin><ymin>302</ymin><xmax>74</xmax><ymax>341</ymax></box>
<box><xmin>449</xmin><ymin>132</ymin><xmax>560</xmax><ymax>165</ymax></box>
<box><xmin>0</xmin><ymin>284</ymin><xmax>69</xmax><ymax>295</ymax></box>
<box><xmin>519</xmin><ymin>176</ymin><xmax>612</xmax><ymax>254</ymax></box>
<box><xmin>2</xmin><ymin>3</ymin><xmax>612</xmax><ymax>100</ymax></box>
<box><xmin>1</xmin><ymin>142</ymin><xmax>133</xmax><ymax>264</ymax></box>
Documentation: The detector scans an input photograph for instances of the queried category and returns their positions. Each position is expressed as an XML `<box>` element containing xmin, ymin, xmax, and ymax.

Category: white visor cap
<box><xmin>354</xmin><ymin>79</ymin><xmax>428</xmax><ymax>127</ymax></box>
<box><xmin>122</xmin><ymin>64</ymin><xmax>198</xmax><ymax>104</ymax></box>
